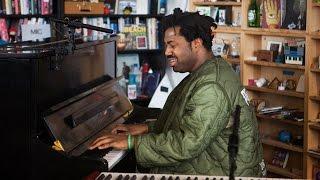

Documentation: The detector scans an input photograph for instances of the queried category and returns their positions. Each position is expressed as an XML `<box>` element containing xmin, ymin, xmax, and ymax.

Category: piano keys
<box><xmin>95</xmin><ymin>172</ymin><xmax>291</xmax><ymax>180</ymax></box>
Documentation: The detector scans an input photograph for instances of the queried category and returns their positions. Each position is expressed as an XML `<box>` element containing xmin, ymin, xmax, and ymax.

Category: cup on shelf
<box><xmin>256</xmin><ymin>78</ymin><xmax>267</xmax><ymax>87</ymax></box>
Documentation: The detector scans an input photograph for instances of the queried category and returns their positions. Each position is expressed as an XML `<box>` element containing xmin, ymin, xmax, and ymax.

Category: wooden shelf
<box><xmin>267</xmin><ymin>163</ymin><xmax>302</xmax><ymax>179</ymax></box>
<box><xmin>261</xmin><ymin>138</ymin><xmax>303</xmax><ymax>152</ymax></box>
<box><xmin>193</xmin><ymin>1</ymin><xmax>241</xmax><ymax>6</ymax></box>
<box><xmin>118</xmin><ymin>49</ymin><xmax>163</xmax><ymax>54</ymax></box>
<box><xmin>311</xmin><ymin>68</ymin><xmax>320</xmax><ymax>73</ymax></box>
<box><xmin>243</xmin><ymin>28</ymin><xmax>306</xmax><ymax>38</ymax></box>
<box><xmin>244</xmin><ymin>60</ymin><xmax>305</xmax><ymax>70</ymax></box>
<box><xmin>0</xmin><ymin>14</ymin><xmax>53</xmax><ymax>18</ymax></box>
<box><xmin>64</xmin><ymin>14</ymin><xmax>164</xmax><ymax>18</ymax></box>
<box><xmin>310</xmin><ymin>96</ymin><xmax>320</xmax><ymax>102</ymax></box>
<box><xmin>245</xmin><ymin>86</ymin><xmax>305</xmax><ymax>98</ymax></box>
<box><xmin>257</xmin><ymin>114</ymin><xmax>304</xmax><ymax>126</ymax></box>
<box><xmin>225</xmin><ymin>57</ymin><xmax>240</xmax><ymax>64</ymax></box>
<box><xmin>213</xmin><ymin>26</ymin><xmax>242</xmax><ymax>34</ymax></box>
<box><xmin>310</xmin><ymin>32</ymin><xmax>320</xmax><ymax>39</ymax></box>
<box><xmin>309</xmin><ymin>122</ymin><xmax>320</xmax><ymax>131</ymax></box>
<box><xmin>308</xmin><ymin>150</ymin><xmax>320</xmax><ymax>159</ymax></box>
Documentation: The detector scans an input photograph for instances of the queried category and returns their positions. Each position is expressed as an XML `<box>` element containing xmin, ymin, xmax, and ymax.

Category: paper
<box><xmin>148</xmin><ymin>68</ymin><xmax>188</xmax><ymax>109</ymax></box>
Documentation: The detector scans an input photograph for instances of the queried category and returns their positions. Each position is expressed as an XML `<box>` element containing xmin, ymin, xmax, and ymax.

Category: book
<box><xmin>271</xmin><ymin>150</ymin><xmax>289</xmax><ymax>168</ymax></box>
<box><xmin>121</xmin><ymin>23</ymin><xmax>147</xmax><ymax>50</ymax></box>
<box><xmin>136</xmin><ymin>0</ymin><xmax>149</xmax><ymax>14</ymax></box>
<box><xmin>157</xmin><ymin>0</ymin><xmax>167</xmax><ymax>14</ymax></box>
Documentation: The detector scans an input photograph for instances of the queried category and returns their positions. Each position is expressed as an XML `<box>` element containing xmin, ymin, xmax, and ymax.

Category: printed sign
<box><xmin>21</xmin><ymin>24</ymin><xmax>51</xmax><ymax>41</ymax></box>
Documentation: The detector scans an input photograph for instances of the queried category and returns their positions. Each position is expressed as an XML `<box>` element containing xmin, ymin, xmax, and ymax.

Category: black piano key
<box><xmin>150</xmin><ymin>175</ymin><xmax>155</xmax><ymax>180</ymax></box>
<box><xmin>130</xmin><ymin>175</ymin><xmax>137</xmax><ymax>180</ymax></box>
<box><xmin>212</xmin><ymin>178</ymin><xmax>216</xmax><ymax>180</ymax></box>
<box><xmin>186</xmin><ymin>177</ymin><xmax>191</xmax><ymax>180</ymax></box>
<box><xmin>194</xmin><ymin>177</ymin><xmax>198</xmax><ymax>180</ymax></box>
<box><xmin>124</xmin><ymin>175</ymin><xmax>130</xmax><ymax>180</ymax></box>
<box><xmin>142</xmin><ymin>175</ymin><xmax>148</xmax><ymax>180</ymax></box>
<box><xmin>96</xmin><ymin>174</ymin><xmax>105</xmax><ymax>180</ymax></box>
<box><xmin>161</xmin><ymin>176</ymin><xmax>166</xmax><ymax>180</ymax></box>
<box><xmin>116</xmin><ymin>174</ymin><xmax>123</xmax><ymax>180</ymax></box>
<box><xmin>168</xmin><ymin>176</ymin><xmax>173</xmax><ymax>180</ymax></box>
<box><xmin>205</xmin><ymin>178</ymin><xmax>209</xmax><ymax>180</ymax></box>
<box><xmin>175</xmin><ymin>176</ymin><xmax>180</xmax><ymax>180</ymax></box>
<box><xmin>105</xmin><ymin>174</ymin><xmax>112</xmax><ymax>180</ymax></box>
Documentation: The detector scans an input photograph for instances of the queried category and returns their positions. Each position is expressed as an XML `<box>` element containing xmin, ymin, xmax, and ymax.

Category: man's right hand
<box><xmin>111</xmin><ymin>124</ymin><xmax>148</xmax><ymax>136</ymax></box>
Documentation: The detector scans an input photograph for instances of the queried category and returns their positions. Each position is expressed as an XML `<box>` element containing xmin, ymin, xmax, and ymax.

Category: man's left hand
<box><xmin>88</xmin><ymin>134</ymin><xmax>128</xmax><ymax>150</ymax></box>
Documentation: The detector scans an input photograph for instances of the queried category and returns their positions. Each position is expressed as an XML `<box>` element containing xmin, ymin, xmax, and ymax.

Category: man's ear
<box><xmin>192</xmin><ymin>38</ymin><xmax>203</xmax><ymax>50</ymax></box>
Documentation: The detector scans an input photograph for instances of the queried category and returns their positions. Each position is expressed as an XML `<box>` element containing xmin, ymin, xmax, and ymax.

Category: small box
<box><xmin>64</xmin><ymin>1</ymin><xmax>104</xmax><ymax>14</ymax></box>
<box><xmin>254</xmin><ymin>50</ymin><xmax>277</xmax><ymax>62</ymax></box>
<box><xmin>284</xmin><ymin>46</ymin><xmax>304</xmax><ymax>65</ymax></box>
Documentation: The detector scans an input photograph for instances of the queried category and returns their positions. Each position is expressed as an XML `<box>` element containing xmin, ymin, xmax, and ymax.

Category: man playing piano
<box><xmin>90</xmin><ymin>8</ymin><xmax>265</xmax><ymax>177</ymax></box>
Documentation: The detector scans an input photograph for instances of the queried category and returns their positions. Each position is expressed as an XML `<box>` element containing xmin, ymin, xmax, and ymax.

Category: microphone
<box><xmin>50</xmin><ymin>18</ymin><xmax>113</xmax><ymax>34</ymax></box>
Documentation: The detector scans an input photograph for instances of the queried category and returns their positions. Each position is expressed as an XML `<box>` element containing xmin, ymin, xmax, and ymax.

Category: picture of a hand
<box><xmin>264</xmin><ymin>0</ymin><xmax>280</xmax><ymax>28</ymax></box>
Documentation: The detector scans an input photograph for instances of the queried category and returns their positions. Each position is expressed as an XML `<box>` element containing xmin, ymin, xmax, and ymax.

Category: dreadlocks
<box><xmin>162</xmin><ymin>8</ymin><xmax>217</xmax><ymax>51</ymax></box>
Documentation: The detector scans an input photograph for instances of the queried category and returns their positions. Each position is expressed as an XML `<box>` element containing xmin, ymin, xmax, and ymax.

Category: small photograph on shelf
<box><xmin>117</xmin><ymin>0</ymin><xmax>137</xmax><ymax>14</ymax></box>
<box><xmin>217</xmin><ymin>9</ymin><xmax>226</xmax><ymax>25</ymax></box>
<box><xmin>195</xmin><ymin>6</ymin><xmax>211</xmax><ymax>16</ymax></box>
<box><xmin>232</xmin><ymin>7</ymin><xmax>241</xmax><ymax>27</ymax></box>
<box><xmin>267</xmin><ymin>40</ymin><xmax>282</xmax><ymax>53</ymax></box>
<box><xmin>136</xmin><ymin>36</ymin><xmax>147</xmax><ymax>49</ymax></box>
<box><xmin>104</xmin><ymin>0</ymin><xmax>117</xmax><ymax>14</ymax></box>
<box><xmin>313</xmin><ymin>164</ymin><xmax>320</xmax><ymax>180</ymax></box>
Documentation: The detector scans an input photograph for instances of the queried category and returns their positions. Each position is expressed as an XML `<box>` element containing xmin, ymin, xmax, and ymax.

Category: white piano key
<box><xmin>103</xmin><ymin>150</ymin><xmax>127</xmax><ymax>170</ymax></box>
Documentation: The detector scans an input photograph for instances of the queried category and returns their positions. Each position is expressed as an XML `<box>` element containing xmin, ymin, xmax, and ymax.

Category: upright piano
<box><xmin>0</xmin><ymin>37</ymin><xmax>146</xmax><ymax>179</ymax></box>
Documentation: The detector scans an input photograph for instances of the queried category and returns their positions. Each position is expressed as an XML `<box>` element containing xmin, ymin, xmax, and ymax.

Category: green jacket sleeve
<box><xmin>134</xmin><ymin>82</ymin><xmax>231</xmax><ymax>167</ymax></box>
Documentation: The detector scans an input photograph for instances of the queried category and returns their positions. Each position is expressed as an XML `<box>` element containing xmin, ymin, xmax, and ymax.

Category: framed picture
<box><xmin>267</xmin><ymin>41</ymin><xmax>282</xmax><ymax>53</ymax></box>
<box><xmin>136</xmin><ymin>36</ymin><xmax>147</xmax><ymax>49</ymax></box>
<box><xmin>313</xmin><ymin>165</ymin><xmax>320</xmax><ymax>180</ymax></box>
<box><xmin>218</xmin><ymin>9</ymin><xmax>226</xmax><ymax>25</ymax></box>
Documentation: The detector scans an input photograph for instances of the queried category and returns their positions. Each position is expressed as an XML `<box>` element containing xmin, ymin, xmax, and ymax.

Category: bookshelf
<box><xmin>189</xmin><ymin>0</ymin><xmax>242</xmax><ymax>75</ymax></box>
<box><xmin>188</xmin><ymin>0</ymin><xmax>319</xmax><ymax>178</ymax></box>
<box><xmin>0</xmin><ymin>1</ymin><xmax>55</xmax><ymax>43</ymax></box>
<box><xmin>307</xmin><ymin>0</ymin><xmax>320</xmax><ymax>179</ymax></box>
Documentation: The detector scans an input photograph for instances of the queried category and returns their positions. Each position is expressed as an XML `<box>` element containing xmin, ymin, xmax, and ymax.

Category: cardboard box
<box><xmin>64</xmin><ymin>1</ymin><xmax>104</xmax><ymax>14</ymax></box>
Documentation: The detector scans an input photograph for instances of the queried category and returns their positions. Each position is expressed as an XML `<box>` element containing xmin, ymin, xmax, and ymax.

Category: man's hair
<box><xmin>162</xmin><ymin>8</ymin><xmax>217</xmax><ymax>51</ymax></box>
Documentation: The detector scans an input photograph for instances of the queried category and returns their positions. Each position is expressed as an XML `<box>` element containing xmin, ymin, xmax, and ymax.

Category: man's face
<box><xmin>164</xmin><ymin>27</ymin><xmax>197</xmax><ymax>73</ymax></box>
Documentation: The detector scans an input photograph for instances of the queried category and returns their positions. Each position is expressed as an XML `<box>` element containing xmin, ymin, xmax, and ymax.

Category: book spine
<box><xmin>5</xmin><ymin>0</ymin><xmax>12</xmax><ymax>14</ymax></box>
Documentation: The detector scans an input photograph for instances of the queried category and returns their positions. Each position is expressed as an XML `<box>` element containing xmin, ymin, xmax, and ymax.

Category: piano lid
<box><xmin>44</xmin><ymin>78</ymin><xmax>132</xmax><ymax>156</ymax></box>
<box><xmin>0</xmin><ymin>37</ymin><xmax>117</xmax><ymax>59</ymax></box>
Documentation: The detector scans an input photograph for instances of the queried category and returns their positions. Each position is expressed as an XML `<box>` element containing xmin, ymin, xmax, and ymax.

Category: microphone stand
<box><xmin>48</xmin><ymin>17</ymin><xmax>114</xmax><ymax>70</ymax></box>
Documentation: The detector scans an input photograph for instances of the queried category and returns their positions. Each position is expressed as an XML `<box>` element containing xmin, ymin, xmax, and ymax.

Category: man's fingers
<box><xmin>112</xmin><ymin>125</ymin><xmax>129</xmax><ymax>134</ymax></box>
<box><xmin>91</xmin><ymin>135</ymin><xmax>108</xmax><ymax>145</ymax></box>
<box><xmin>98</xmin><ymin>143</ymin><xmax>110</xmax><ymax>149</ymax></box>
<box><xmin>89</xmin><ymin>136</ymin><xmax>112</xmax><ymax>149</ymax></box>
